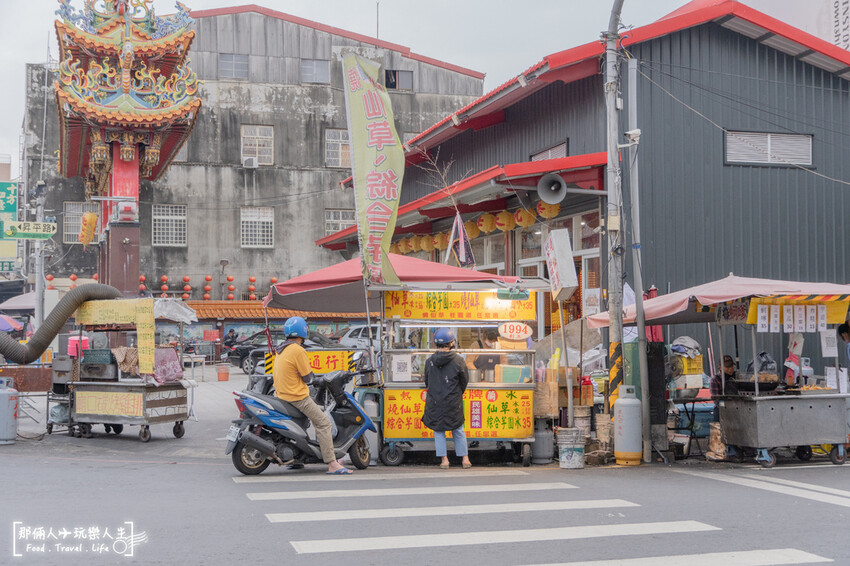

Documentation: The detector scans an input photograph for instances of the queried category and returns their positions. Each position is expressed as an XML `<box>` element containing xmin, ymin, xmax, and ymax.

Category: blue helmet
<box><xmin>284</xmin><ymin>317</ymin><xmax>308</xmax><ymax>339</ymax></box>
<box><xmin>433</xmin><ymin>327</ymin><xmax>455</xmax><ymax>346</ymax></box>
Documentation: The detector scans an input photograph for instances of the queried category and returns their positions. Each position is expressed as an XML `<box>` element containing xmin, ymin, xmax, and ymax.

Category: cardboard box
<box><xmin>499</xmin><ymin>338</ymin><xmax>527</xmax><ymax>350</ymax></box>
<box><xmin>558</xmin><ymin>384</ymin><xmax>593</xmax><ymax>407</ymax></box>
<box><xmin>533</xmin><ymin>381</ymin><xmax>559</xmax><ymax>417</ymax></box>
<box><xmin>547</xmin><ymin>367</ymin><xmax>580</xmax><ymax>387</ymax></box>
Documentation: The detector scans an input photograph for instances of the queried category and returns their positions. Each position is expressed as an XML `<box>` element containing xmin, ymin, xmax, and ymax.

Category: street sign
<box><xmin>0</xmin><ymin>221</ymin><xmax>57</xmax><ymax>240</ymax></box>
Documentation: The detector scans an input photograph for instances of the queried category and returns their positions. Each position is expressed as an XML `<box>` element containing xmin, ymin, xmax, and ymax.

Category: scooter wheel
<box><xmin>232</xmin><ymin>441</ymin><xmax>271</xmax><ymax>475</ymax></box>
<box><xmin>348</xmin><ymin>436</ymin><xmax>370</xmax><ymax>470</ymax></box>
<box><xmin>379</xmin><ymin>444</ymin><xmax>404</xmax><ymax>466</ymax></box>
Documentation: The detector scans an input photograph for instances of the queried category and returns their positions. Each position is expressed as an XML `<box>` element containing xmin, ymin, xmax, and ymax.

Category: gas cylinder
<box><xmin>0</xmin><ymin>377</ymin><xmax>18</xmax><ymax>445</ymax></box>
<box><xmin>614</xmin><ymin>385</ymin><xmax>641</xmax><ymax>466</ymax></box>
<box><xmin>362</xmin><ymin>393</ymin><xmax>380</xmax><ymax>466</ymax></box>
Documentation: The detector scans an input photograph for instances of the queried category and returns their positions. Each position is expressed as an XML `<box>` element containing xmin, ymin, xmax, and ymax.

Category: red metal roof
<box><xmin>190</xmin><ymin>4</ymin><xmax>484</xmax><ymax>79</ymax></box>
<box><xmin>316</xmin><ymin>152</ymin><xmax>607</xmax><ymax>248</ymax></box>
<box><xmin>405</xmin><ymin>0</ymin><xmax>850</xmax><ymax>154</ymax></box>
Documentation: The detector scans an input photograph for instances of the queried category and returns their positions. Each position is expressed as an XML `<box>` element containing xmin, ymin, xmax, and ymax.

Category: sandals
<box><xmin>462</xmin><ymin>462</ymin><xmax>472</xmax><ymax>469</ymax></box>
<box><xmin>439</xmin><ymin>462</ymin><xmax>450</xmax><ymax>469</ymax></box>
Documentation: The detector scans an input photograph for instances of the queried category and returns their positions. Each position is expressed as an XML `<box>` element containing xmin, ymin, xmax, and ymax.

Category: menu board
<box><xmin>384</xmin><ymin>290</ymin><xmax>536</xmax><ymax>321</ymax></box>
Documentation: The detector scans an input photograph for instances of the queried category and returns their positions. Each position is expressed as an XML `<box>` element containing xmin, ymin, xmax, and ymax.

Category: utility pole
<box><xmin>627</xmin><ymin>58</ymin><xmax>651</xmax><ymax>463</ymax></box>
<box><xmin>604</xmin><ymin>0</ymin><xmax>626</xmax><ymax>433</ymax></box>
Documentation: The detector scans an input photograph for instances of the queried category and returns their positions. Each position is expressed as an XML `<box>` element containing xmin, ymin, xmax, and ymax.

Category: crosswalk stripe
<box><xmin>248</xmin><ymin>482</ymin><xmax>576</xmax><ymax>501</ymax></box>
<box><xmin>290</xmin><ymin>520</ymin><xmax>719</xmax><ymax>554</ymax></box>
<box><xmin>267</xmin><ymin>498</ymin><xmax>638</xmax><ymax>523</ymax></box>
<box><xmin>528</xmin><ymin>548</ymin><xmax>832</xmax><ymax>566</ymax></box>
<box><xmin>233</xmin><ymin>469</ymin><xmax>530</xmax><ymax>483</ymax></box>
<box><xmin>741</xmin><ymin>474</ymin><xmax>850</xmax><ymax>499</ymax></box>
<box><xmin>675</xmin><ymin>470</ymin><xmax>850</xmax><ymax>508</ymax></box>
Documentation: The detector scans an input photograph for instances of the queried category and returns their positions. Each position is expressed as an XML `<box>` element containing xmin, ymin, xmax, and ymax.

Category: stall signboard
<box><xmin>384</xmin><ymin>290</ymin><xmax>536</xmax><ymax>321</ymax></box>
<box><xmin>498</xmin><ymin>322</ymin><xmax>532</xmax><ymax>341</ymax></box>
<box><xmin>715</xmin><ymin>300</ymin><xmax>750</xmax><ymax>326</ymax></box>
<box><xmin>264</xmin><ymin>350</ymin><xmax>355</xmax><ymax>375</ymax></box>
<box><xmin>75</xmin><ymin>390</ymin><xmax>144</xmax><ymax>417</ymax></box>
<box><xmin>544</xmin><ymin>228</ymin><xmax>579</xmax><ymax>302</ymax></box>
<box><xmin>75</xmin><ymin>298</ymin><xmax>155</xmax><ymax>374</ymax></box>
<box><xmin>383</xmin><ymin>388</ymin><xmax>533</xmax><ymax>439</ymax></box>
<box><xmin>744</xmin><ymin>298</ymin><xmax>849</xmax><ymax>328</ymax></box>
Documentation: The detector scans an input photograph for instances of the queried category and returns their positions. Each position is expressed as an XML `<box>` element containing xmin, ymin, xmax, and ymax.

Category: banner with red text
<box><xmin>342</xmin><ymin>54</ymin><xmax>402</xmax><ymax>285</ymax></box>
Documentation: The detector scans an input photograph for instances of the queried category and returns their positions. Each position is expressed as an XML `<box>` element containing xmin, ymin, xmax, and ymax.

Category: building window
<box><xmin>385</xmin><ymin>69</ymin><xmax>413</xmax><ymax>91</ymax></box>
<box><xmin>152</xmin><ymin>204</ymin><xmax>187</xmax><ymax>247</ymax></box>
<box><xmin>531</xmin><ymin>141</ymin><xmax>568</xmax><ymax>161</ymax></box>
<box><xmin>63</xmin><ymin>201</ymin><xmax>99</xmax><ymax>245</ymax></box>
<box><xmin>725</xmin><ymin>131</ymin><xmax>812</xmax><ymax>165</ymax></box>
<box><xmin>325</xmin><ymin>209</ymin><xmax>356</xmax><ymax>235</ymax></box>
<box><xmin>241</xmin><ymin>207</ymin><xmax>274</xmax><ymax>248</ymax></box>
<box><xmin>219</xmin><ymin>53</ymin><xmax>249</xmax><ymax>80</ymax></box>
<box><xmin>301</xmin><ymin>59</ymin><xmax>330</xmax><ymax>84</ymax></box>
<box><xmin>325</xmin><ymin>129</ymin><xmax>351</xmax><ymax>168</ymax></box>
<box><xmin>241</xmin><ymin>125</ymin><xmax>274</xmax><ymax>166</ymax></box>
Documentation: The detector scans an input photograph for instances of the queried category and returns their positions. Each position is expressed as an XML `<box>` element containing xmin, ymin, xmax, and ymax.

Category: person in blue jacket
<box><xmin>422</xmin><ymin>328</ymin><xmax>471</xmax><ymax>469</ymax></box>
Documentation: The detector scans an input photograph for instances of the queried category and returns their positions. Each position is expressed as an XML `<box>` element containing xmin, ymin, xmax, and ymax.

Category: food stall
<box><xmin>587</xmin><ymin>275</ymin><xmax>850</xmax><ymax>467</ymax></box>
<box><xmin>263</xmin><ymin>253</ymin><xmax>550</xmax><ymax>466</ymax></box>
<box><xmin>47</xmin><ymin>298</ymin><xmax>197</xmax><ymax>442</ymax></box>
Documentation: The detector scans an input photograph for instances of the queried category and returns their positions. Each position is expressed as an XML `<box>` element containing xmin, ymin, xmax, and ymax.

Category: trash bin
<box><xmin>217</xmin><ymin>364</ymin><xmax>229</xmax><ymax>382</ymax></box>
<box><xmin>0</xmin><ymin>377</ymin><xmax>18</xmax><ymax>445</ymax></box>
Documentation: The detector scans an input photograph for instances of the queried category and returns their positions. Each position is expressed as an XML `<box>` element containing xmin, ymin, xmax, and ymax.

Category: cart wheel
<box><xmin>829</xmin><ymin>445</ymin><xmax>846</xmax><ymax>465</ymax></box>
<box><xmin>139</xmin><ymin>426</ymin><xmax>151</xmax><ymax>443</ymax></box>
<box><xmin>173</xmin><ymin>422</ymin><xmax>185</xmax><ymax>439</ymax></box>
<box><xmin>521</xmin><ymin>443</ymin><xmax>532</xmax><ymax>467</ymax></box>
<box><xmin>46</xmin><ymin>423</ymin><xmax>53</xmax><ymax>435</ymax></box>
<box><xmin>69</xmin><ymin>425</ymin><xmax>77</xmax><ymax>437</ymax></box>
<box><xmin>379</xmin><ymin>444</ymin><xmax>405</xmax><ymax>466</ymax></box>
<box><xmin>111</xmin><ymin>424</ymin><xmax>123</xmax><ymax>435</ymax></box>
<box><xmin>759</xmin><ymin>452</ymin><xmax>777</xmax><ymax>468</ymax></box>
<box><xmin>795</xmin><ymin>445</ymin><xmax>813</xmax><ymax>462</ymax></box>
<box><xmin>104</xmin><ymin>424</ymin><xmax>111</xmax><ymax>434</ymax></box>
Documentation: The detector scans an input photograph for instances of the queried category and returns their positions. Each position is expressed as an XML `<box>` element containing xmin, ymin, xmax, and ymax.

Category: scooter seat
<box><xmin>260</xmin><ymin>394</ymin><xmax>307</xmax><ymax>419</ymax></box>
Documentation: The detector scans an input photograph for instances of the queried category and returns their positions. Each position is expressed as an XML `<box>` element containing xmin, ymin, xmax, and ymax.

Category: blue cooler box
<box><xmin>675</xmin><ymin>402</ymin><xmax>714</xmax><ymax>438</ymax></box>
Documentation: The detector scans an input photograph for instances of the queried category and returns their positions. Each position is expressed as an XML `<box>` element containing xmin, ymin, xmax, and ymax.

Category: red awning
<box><xmin>263</xmin><ymin>253</ymin><xmax>525</xmax><ymax>313</ymax></box>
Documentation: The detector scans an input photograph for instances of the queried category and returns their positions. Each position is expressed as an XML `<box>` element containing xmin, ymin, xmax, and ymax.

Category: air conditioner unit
<box><xmin>242</xmin><ymin>157</ymin><xmax>258</xmax><ymax>169</ymax></box>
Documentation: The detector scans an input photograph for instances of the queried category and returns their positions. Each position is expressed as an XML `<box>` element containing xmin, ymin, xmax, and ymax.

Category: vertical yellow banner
<box><xmin>342</xmin><ymin>54</ymin><xmax>402</xmax><ymax>285</ymax></box>
<box><xmin>135</xmin><ymin>299</ymin><xmax>155</xmax><ymax>375</ymax></box>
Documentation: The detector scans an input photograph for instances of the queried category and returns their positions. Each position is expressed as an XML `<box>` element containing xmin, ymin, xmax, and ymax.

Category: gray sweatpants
<box><xmin>289</xmin><ymin>396</ymin><xmax>336</xmax><ymax>464</ymax></box>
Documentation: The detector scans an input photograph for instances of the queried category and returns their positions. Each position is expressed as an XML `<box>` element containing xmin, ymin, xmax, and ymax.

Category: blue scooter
<box><xmin>225</xmin><ymin>370</ymin><xmax>376</xmax><ymax>475</ymax></box>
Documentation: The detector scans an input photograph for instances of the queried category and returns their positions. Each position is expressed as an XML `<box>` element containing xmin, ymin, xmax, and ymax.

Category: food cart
<box><xmin>587</xmin><ymin>275</ymin><xmax>850</xmax><ymax>467</ymax></box>
<box><xmin>263</xmin><ymin>253</ymin><xmax>549</xmax><ymax>466</ymax></box>
<box><xmin>47</xmin><ymin>298</ymin><xmax>197</xmax><ymax>442</ymax></box>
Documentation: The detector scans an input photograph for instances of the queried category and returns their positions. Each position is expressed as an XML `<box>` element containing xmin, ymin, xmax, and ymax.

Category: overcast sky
<box><xmin>0</xmin><ymin>0</ymin><xmax>685</xmax><ymax>179</ymax></box>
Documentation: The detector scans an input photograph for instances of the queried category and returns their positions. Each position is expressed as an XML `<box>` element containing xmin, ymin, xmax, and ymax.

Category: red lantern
<box><xmin>203</xmin><ymin>285</ymin><xmax>211</xmax><ymax>292</ymax></box>
<box><xmin>226</xmin><ymin>275</ymin><xmax>234</xmax><ymax>282</ymax></box>
<box><xmin>182</xmin><ymin>276</ymin><xmax>190</xmax><ymax>283</ymax></box>
<box><xmin>182</xmin><ymin>293</ymin><xmax>190</xmax><ymax>300</ymax></box>
<box><xmin>183</xmin><ymin>285</ymin><xmax>191</xmax><ymax>292</ymax></box>
<box><xmin>69</xmin><ymin>274</ymin><xmax>78</xmax><ymax>282</ymax></box>
<box><xmin>161</xmin><ymin>284</ymin><xmax>169</xmax><ymax>292</ymax></box>
<box><xmin>203</xmin><ymin>293</ymin><xmax>210</xmax><ymax>300</ymax></box>
<box><xmin>47</xmin><ymin>285</ymin><xmax>54</xmax><ymax>290</ymax></box>
<box><xmin>161</xmin><ymin>275</ymin><xmax>168</xmax><ymax>282</ymax></box>
<box><xmin>139</xmin><ymin>284</ymin><xmax>146</xmax><ymax>291</ymax></box>
<box><xmin>139</xmin><ymin>275</ymin><xmax>146</xmax><ymax>282</ymax></box>
<box><xmin>270</xmin><ymin>277</ymin><xmax>278</xmax><ymax>284</ymax></box>
<box><xmin>226</xmin><ymin>293</ymin><xmax>234</xmax><ymax>300</ymax></box>
<box><xmin>249</xmin><ymin>294</ymin><xmax>256</xmax><ymax>300</ymax></box>
<box><xmin>227</xmin><ymin>284</ymin><xmax>235</xmax><ymax>292</ymax></box>
<box><xmin>70</xmin><ymin>284</ymin><xmax>76</xmax><ymax>289</ymax></box>
<box><xmin>248</xmin><ymin>276</ymin><xmax>256</xmax><ymax>283</ymax></box>
<box><xmin>248</xmin><ymin>285</ymin><xmax>255</xmax><ymax>292</ymax></box>
<box><xmin>161</xmin><ymin>293</ymin><xmax>167</xmax><ymax>298</ymax></box>
<box><xmin>204</xmin><ymin>275</ymin><xmax>212</xmax><ymax>282</ymax></box>
<box><xmin>45</xmin><ymin>274</ymin><xmax>54</xmax><ymax>281</ymax></box>
<box><xmin>93</xmin><ymin>273</ymin><xmax>98</xmax><ymax>281</ymax></box>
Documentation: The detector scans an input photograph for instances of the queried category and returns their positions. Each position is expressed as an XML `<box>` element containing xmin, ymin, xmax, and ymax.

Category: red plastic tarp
<box><xmin>263</xmin><ymin>253</ymin><xmax>523</xmax><ymax>313</ymax></box>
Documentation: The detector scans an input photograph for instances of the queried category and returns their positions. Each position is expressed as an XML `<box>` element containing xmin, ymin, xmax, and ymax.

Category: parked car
<box><xmin>335</xmin><ymin>324</ymin><xmax>380</xmax><ymax>349</ymax></box>
<box><xmin>228</xmin><ymin>330</ymin><xmax>287</xmax><ymax>374</ymax></box>
<box><xmin>237</xmin><ymin>330</ymin><xmax>337</xmax><ymax>375</ymax></box>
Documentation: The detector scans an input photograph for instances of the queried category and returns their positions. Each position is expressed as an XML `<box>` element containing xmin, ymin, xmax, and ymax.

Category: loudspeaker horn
<box><xmin>536</xmin><ymin>173</ymin><xmax>567</xmax><ymax>204</ymax></box>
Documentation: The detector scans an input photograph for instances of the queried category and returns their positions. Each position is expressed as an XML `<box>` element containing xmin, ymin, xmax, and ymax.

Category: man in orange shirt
<box><xmin>273</xmin><ymin>316</ymin><xmax>351</xmax><ymax>475</ymax></box>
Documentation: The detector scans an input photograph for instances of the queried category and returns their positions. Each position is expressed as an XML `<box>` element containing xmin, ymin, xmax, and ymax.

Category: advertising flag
<box><xmin>342</xmin><ymin>54</ymin><xmax>402</xmax><ymax>285</ymax></box>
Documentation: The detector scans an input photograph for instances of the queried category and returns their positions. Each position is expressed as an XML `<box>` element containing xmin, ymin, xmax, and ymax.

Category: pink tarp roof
<box><xmin>587</xmin><ymin>275</ymin><xmax>850</xmax><ymax>328</ymax></box>
<box><xmin>264</xmin><ymin>253</ymin><xmax>524</xmax><ymax>313</ymax></box>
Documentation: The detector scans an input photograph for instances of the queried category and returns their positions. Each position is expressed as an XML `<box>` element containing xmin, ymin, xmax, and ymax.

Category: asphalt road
<box><xmin>3</xmin><ymin>368</ymin><xmax>848</xmax><ymax>565</ymax></box>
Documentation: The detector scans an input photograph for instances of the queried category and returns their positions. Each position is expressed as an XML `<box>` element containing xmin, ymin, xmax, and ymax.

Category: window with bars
<box><xmin>152</xmin><ymin>204</ymin><xmax>187</xmax><ymax>247</ymax></box>
<box><xmin>241</xmin><ymin>125</ymin><xmax>274</xmax><ymax>166</ymax></box>
<box><xmin>325</xmin><ymin>209</ymin><xmax>356</xmax><ymax>235</ymax></box>
<box><xmin>325</xmin><ymin>129</ymin><xmax>351</xmax><ymax>168</ymax></box>
<box><xmin>725</xmin><ymin>131</ymin><xmax>812</xmax><ymax>165</ymax></box>
<box><xmin>241</xmin><ymin>207</ymin><xmax>274</xmax><ymax>248</ymax></box>
<box><xmin>531</xmin><ymin>141</ymin><xmax>568</xmax><ymax>161</ymax></box>
<box><xmin>219</xmin><ymin>53</ymin><xmax>249</xmax><ymax>79</ymax></box>
<box><xmin>301</xmin><ymin>59</ymin><xmax>330</xmax><ymax>84</ymax></box>
<box><xmin>63</xmin><ymin>201</ymin><xmax>99</xmax><ymax>244</ymax></box>
<box><xmin>385</xmin><ymin>69</ymin><xmax>413</xmax><ymax>91</ymax></box>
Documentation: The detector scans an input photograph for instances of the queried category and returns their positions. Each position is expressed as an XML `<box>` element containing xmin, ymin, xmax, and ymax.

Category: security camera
<box><xmin>625</xmin><ymin>129</ymin><xmax>642</xmax><ymax>142</ymax></box>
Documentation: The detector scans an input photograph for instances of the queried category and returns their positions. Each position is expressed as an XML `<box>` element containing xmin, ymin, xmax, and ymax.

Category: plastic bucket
<box><xmin>556</xmin><ymin>427</ymin><xmax>584</xmax><ymax>469</ymax></box>
<box><xmin>217</xmin><ymin>364</ymin><xmax>229</xmax><ymax>381</ymax></box>
<box><xmin>573</xmin><ymin>405</ymin><xmax>592</xmax><ymax>438</ymax></box>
